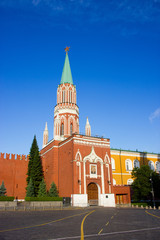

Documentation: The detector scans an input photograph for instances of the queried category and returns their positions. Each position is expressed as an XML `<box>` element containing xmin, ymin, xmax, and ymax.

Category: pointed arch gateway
<box><xmin>87</xmin><ymin>182</ymin><xmax>98</xmax><ymax>206</ymax></box>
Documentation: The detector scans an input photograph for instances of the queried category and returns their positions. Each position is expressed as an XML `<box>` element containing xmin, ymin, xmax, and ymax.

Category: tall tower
<box><xmin>85</xmin><ymin>117</ymin><xmax>91</xmax><ymax>136</ymax></box>
<box><xmin>43</xmin><ymin>122</ymin><xmax>49</xmax><ymax>147</ymax></box>
<box><xmin>54</xmin><ymin>47</ymin><xmax>79</xmax><ymax>140</ymax></box>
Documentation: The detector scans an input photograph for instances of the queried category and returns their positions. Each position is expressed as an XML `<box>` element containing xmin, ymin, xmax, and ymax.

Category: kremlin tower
<box><xmin>53</xmin><ymin>47</ymin><xmax>79</xmax><ymax>140</ymax></box>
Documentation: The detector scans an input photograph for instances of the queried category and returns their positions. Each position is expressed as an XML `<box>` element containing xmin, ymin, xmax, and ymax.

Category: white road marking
<box><xmin>49</xmin><ymin>226</ymin><xmax>160</xmax><ymax>239</ymax></box>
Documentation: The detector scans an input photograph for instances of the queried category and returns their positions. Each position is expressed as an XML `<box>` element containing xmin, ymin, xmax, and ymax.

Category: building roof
<box><xmin>60</xmin><ymin>53</ymin><xmax>73</xmax><ymax>85</ymax></box>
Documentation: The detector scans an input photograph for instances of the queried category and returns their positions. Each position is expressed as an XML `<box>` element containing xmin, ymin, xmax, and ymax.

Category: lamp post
<box><xmin>150</xmin><ymin>172</ymin><xmax>155</xmax><ymax>208</ymax></box>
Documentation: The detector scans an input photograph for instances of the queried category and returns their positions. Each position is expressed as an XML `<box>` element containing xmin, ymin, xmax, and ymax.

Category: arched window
<box><xmin>134</xmin><ymin>160</ymin><xmax>140</xmax><ymax>168</ymax></box>
<box><xmin>127</xmin><ymin>179</ymin><xmax>133</xmax><ymax>185</ymax></box>
<box><xmin>70</xmin><ymin>123</ymin><xmax>73</xmax><ymax>135</ymax></box>
<box><xmin>69</xmin><ymin>91</ymin><xmax>72</xmax><ymax>103</ymax></box>
<box><xmin>148</xmin><ymin>161</ymin><xmax>155</xmax><ymax>171</ymax></box>
<box><xmin>62</xmin><ymin>90</ymin><xmax>65</xmax><ymax>103</ymax></box>
<box><xmin>156</xmin><ymin>162</ymin><xmax>160</xmax><ymax>173</ymax></box>
<box><xmin>111</xmin><ymin>158</ymin><xmax>115</xmax><ymax>170</ymax></box>
<box><xmin>113</xmin><ymin>179</ymin><xmax>116</xmax><ymax>185</ymax></box>
<box><xmin>61</xmin><ymin>123</ymin><xmax>64</xmax><ymax>136</ymax></box>
<box><xmin>125</xmin><ymin>159</ymin><xmax>132</xmax><ymax>171</ymax></box>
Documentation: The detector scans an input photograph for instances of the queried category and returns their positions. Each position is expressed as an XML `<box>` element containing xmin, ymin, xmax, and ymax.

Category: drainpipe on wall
<box><xmin>120</xmin><ymin>149</ymin><xmax>123</xmax><ymax>185</ymax></box>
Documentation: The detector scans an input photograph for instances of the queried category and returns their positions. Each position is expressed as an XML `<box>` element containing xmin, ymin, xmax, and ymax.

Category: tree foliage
<box><xmin>131</xmin><ymin>165</ymin><xmax>160</xmax><ymax>201</ymax></box>
<box><xmin>26</xmin><ymin>178</ymin><xmax>35</xmax><ymax>197</ymax></box>
<box><xmin>26</xmin><ymin>136</ymin><xmax>43</xmax><ymax>197</ymax></box>
<box><xmin>37</xmin><ymin>179</ymin><xmax>47</xmax><ymax>197</ymax></box>
<box><xmin>48</xmin><ymin>182</ymin><xmax>59</xmax><ymax>197</ymax></box>
<box><xmin>27</xmin><ymin>135</ymin><xmax>39</xmax><ymax>184</ymax></box>
<box><xmin>0</xmin><ymin>181</ymin><xmax>7</xmax><ymax>196</ymax></box>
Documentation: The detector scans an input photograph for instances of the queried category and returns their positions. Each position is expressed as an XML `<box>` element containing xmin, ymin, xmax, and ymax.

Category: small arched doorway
<box><xmin>87</xmin><ymin>182</ymin><xmax>98</xmax><ymax>206</ymax></box>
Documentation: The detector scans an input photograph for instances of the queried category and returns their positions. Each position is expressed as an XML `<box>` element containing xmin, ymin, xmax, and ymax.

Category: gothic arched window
<box><xmin>61</xmin><ymin>123</ymin><xmax>64</xmax><ymax>136</ymax></box>
<box><xmin>70</xmin><ymin>123</ymin><xmax>73</xmax><ymax>135</ymax></box>
<box><xmin>62</xmin><ymin>90</ymin><xmax>65</xmax><ymax>103</ymax></box>
<box><xmin>69</xmin><ymin>91</ymin><xmax>72</xmax><ymax>103</ymax></box>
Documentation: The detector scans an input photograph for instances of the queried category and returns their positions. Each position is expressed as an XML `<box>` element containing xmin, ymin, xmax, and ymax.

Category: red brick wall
<box><xmin>58</xmin><ymin>137</ymin><xmax>74</xmax><ymax>197</ymax></box>
<box><xmin>0</xmin><ymin>153</ymin><xmax>28</xmax><ymax>199</ymax></box>
<box><xmin>113</xmin><ymin>185</ymin><xmax>131</xmax><ymax>204</ymax></box>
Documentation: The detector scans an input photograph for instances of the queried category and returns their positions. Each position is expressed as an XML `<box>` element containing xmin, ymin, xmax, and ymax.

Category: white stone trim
<box><xmin>71</xmin><ymin>194</ymin><xmax>88</xmax><ymax>207</ymax></box>
<box><xmin>74</xmin><ymin>140</ymin><xmax>109</xmax><ymax>147</ymax></box>
<box><xmin>112</xmin><ymin>173</ymin><xmax>132</xmax><ymax>175</ymax></box>
<box><xmin>99</xmin><ymin>194</ymin><xmax>115</xmax><ymax>207</ymax></box>
<box><xmin>111</xmin><ymin>150</ymin><xmax>160</xmax><ymax>159</ymax></box>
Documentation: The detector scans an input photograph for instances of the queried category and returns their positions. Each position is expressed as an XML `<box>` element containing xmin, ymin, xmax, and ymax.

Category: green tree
<box><xmin>0</xmin><ymin>181</ymin><xmax>7</xmax><ymax>196</ymax></box>
<box><xmin>26</xmin><ymin>136</ymin><xmax>43</xmax><ymax>196</ymax></box>
<box><xmin>37</xmin><ymin>179</ymin><xmax>47</xmax><ymax>197</ymax></box>
<box><xmin>48</xmin><ymin>182</ymin><xmax>59</xmax><ymax>197</ymax></box>
<box><xmin>27</xmin><ymin>135</ymin><xmax>39</xmax><ymax>184</ymax></box>
<box><xmin>31</xmin><ymin>149</ymin><xmax>43</xmax><ymax>196</ymax></box>
<box><xmin>131</xmin><ymin>165</ymin><xmax>152</xmax><ymax>201</ymax></box>
<box><xmin>26</xmin><ymin>178</ymin><xmax>35</xmax><ymax>197</ymax></box>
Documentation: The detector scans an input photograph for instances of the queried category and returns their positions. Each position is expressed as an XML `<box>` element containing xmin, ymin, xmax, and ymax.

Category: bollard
<box><xmin>141</xmin><ymin>205</ymin><xmax>143</xmax><ymax>208</ymax></box>
<box><xmin>146</xmin><ymin>206</ymin><xmax>148</xmax><ymax>209</ymax></box>
<box><xmin>154</xmin><ymin>206</ymin><xmax>156</xmax><ymax>210</ymax></box>
<box><xmin>149</xmin><ymin>206</ymin><xmax>152</xmax><ymax>209</ymax></box>
<box><xmin>136</xmin><ymin>205</ymin><xmax>138</xmax><ymax>208</ymax></box>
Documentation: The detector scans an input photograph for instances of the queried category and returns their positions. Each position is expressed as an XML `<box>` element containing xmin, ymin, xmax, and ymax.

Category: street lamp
<box><xmin>150</xmin><ymin>172</ymin><xmax>155</xmax><ymax>208</ymax></box>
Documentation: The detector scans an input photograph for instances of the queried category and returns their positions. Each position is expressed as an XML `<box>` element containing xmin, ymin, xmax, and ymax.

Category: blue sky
<box><xmin>0</xmin><ymin>0</ymin><xmax>160</xmax><ymax>155</ymax></box>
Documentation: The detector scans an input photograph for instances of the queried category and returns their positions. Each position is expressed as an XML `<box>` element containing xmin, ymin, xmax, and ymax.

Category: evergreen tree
<box><xmin>37</xmin><ymin>179</ymin><xmax>47</xmax><ymax>197</ymax></box>
<box><xmin>27</xmin><ymin>135</ymin><xmax>39</xmax><ymax>184</ymax></box>
<box><xmin>31</xmin><ymin>149</ymin><xmax>43</xmax><ymax>196</ymax></box>
<box><xmin>48</xmin><ymin>182</ymin><xmax>59</xmax><ymax>197</ymax></box>
<box><xmin>0</xmin><ymin>181</ymin><xmax>7</xmax><ymax>196</ymax></box>
<box><xmin>26</xmin><ymin>178</ymin><xmax>35</xmax><ymax>197</ymax></box>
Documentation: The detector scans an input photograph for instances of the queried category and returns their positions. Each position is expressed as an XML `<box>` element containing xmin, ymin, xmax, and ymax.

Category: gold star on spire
<box><xmin>64</xmin><ymin>46</ymin><xmax>70</xmax><ymax>54</ymax></box>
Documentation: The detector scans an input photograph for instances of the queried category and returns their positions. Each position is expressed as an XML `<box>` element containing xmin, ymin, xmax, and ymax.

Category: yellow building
<box><xmin>111</xmin><ymin>149</ymin><xmax>160</xmax><ymax>186</ymax></box>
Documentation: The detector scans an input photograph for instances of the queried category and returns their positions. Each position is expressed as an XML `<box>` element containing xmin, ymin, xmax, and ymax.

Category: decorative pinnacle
<box><xmin>65</xmin><ymin>46</ymin><xmax>70</xmax><ymax>54</ymax></box>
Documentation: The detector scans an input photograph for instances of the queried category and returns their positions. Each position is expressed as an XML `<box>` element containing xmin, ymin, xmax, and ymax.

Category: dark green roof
<box><xmin>60</xmin><ymin>53</ymin><xmax>73</xmax><ymax>85</ymax></box>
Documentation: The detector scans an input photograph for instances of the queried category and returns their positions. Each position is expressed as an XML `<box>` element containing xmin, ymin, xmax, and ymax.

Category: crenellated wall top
<box><xmin>0</xmin><ymin>152</ymin><xmax>29</xmax><ymax>161</ymax></box>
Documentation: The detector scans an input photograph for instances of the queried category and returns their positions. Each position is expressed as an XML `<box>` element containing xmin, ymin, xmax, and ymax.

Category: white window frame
<box><xmin>148</xmin><ymin>161</ymin><xmax>155</xmax><ymax>171</ymax></box>
<box><xmin>125</xmin><ymin>159</ymin><xmax>132</xmax><ymax>171</ymax></box>
<box><xmin>127</xmin><ymin>179</ymin><xmax>133</xmax><ymax>185</ymax></box>
<box><xmin>111</xmin><ymin>158</ymin><xmax>115</xmax><ymax>170</ymax></box>
<box><xmin>113</xmin><ymin>179</ymin><xmax>116</xmax><ymax>185</ymax></box>
<box><xmin>156</xmin><ymin>161</ymin><xmax>160</xmax><ymax>173</ymax></box>
<box><xmin>134</xmin><ymin>160</ymin><xmax>140</xmax><ymax>168</ymax></box>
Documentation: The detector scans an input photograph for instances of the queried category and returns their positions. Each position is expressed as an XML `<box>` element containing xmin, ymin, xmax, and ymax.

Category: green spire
<box><xmin>60</xmin><ymin>53</ymin><xmax>73</xmax><ymax>85</ymax></box>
